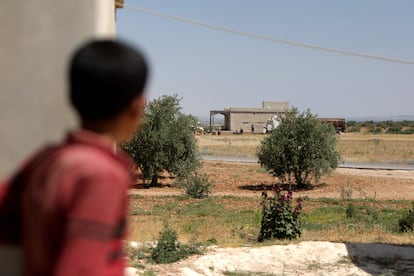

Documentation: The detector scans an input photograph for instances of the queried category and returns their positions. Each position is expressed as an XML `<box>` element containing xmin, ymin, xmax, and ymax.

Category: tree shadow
<box><xmin>345</xmin><ymin>242</ymin><xmax>414</xmax><ymax>275</ymax></box>
<box><xmin>131</xmin><ymin>182</ymin><xmax>173</xmax><ymax>189</ymax></box>
<box><xmin>131</xmin><ymin>175</ymin><xmax>176</xmax><ymax>189</ymax></box>
<box><xmin>239</xmin><ymin>182</ymin><xmax>327</xmax><ymax>192</ymax></box>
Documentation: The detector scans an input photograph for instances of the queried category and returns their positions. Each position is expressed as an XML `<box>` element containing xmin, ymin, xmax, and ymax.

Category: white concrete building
<box><xmin>210</xmin><ymin>101</ymin><xmax>289</xmax><ymax>133</ymax></box>
<box><xmin>0</xmin><ymin>0</ymin><xmax>123</xmax><ymax>177</ymax></box>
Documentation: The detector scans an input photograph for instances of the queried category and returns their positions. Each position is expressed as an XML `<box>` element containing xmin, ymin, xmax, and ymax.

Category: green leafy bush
<box><xmin>258</xmin><ymin>187</ymin><xmax>302</xmax><ymax>241</ymax></box>
<box><xmin>398</xmin><ymin>202</ymin><xmax>414</xmax><ymax>232</ymax></box>
<box><xmin>386</xmin><ymin>126</ymin><xmax>402</xmax><ymax>134</ymax></box>
<box><xmin>151</xmin><ymin>223</ymin><xmax>202</xmax><ymax>264</ymax></box>
<box><xmin>368</xmin><ymin>126</ymin><xmax>383</xmax><ymax>133</ymax></box>
<box><xmin>257</xmin><ymin>108</ymin><xmax>340</xmax><ymax>187</ymax></box>
<box><xmin>179</xmin><ymin>173</ymin><xmax>213</xmax><ymax>199</ymax></box>
<box><xmin>402</xmin><ymin>127</ymin><xmax>414</xmax><ymax>134</ymax></box>
<box><xmin>346</xmin><ymin>121</ymin><xmax>361</xmax><ymax>132</ymax></box>
<box><xmin>347</xmin><ymin>126</ymin><xmax>361</xmax><ymax>133</ymax></box>
<box><xmin>122</xmin><ymin>95</ymin><xmax>200</xmax><ymax>186</ymax></box>
<box><xmin>353</xmin><ymin>120</ymin><xmax>414</xmax><ymax>134</ymax></box>
<box><xmin>346</xmin><ymin>120</ymin><xmax>358</xmax><ymax>127</ymax></box>
<box><xmin>402</xmin><ymin>120</ymin><xmax>414</xmax><ymax>128</ymax></box>
<box><xmin>361</xmin><ymin>121</ymin><xmax>375</xmax><ymax>128</ymax></box>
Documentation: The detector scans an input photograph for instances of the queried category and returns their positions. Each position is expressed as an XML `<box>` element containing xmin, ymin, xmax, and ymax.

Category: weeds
<box><xmin>124</xmin><ymin>241</ymin><xmax>152</xmax><ymax>269</ymax></box>
<box><xmin>178</xmin><ymin>173</ymin><xmax>213</xmax><ymax>199</ymax></box>
<box><xmin>150</xmin><ymin>222</ymin><xmax>202</xmax><ymax>264</ymax></box>
<box><xmin>340</xmin><ymin>182</ymin><xmax>353</xmax><ymax>201</ymax></box>
<box><xmin>141</xmin><ymin>270</ymin><xmax>157</xmax><ymax>276</ymax></box>
<box><xmin>341</xmin><ymin>185</ymin><xmax>379</xmax><ymax>221</ymax></box>
<box><xmin>205</xmin><ymin>237</ymin><xmax>218</xmax><ymax>245</ymax></box>
<box><xmin>340</xmin><ymin>182</ymin><xmax>356</xmax><ymax>219</ymax></box>
<box><xmin>346</xmin><ymin>203</ymin><xmax>357</xmax><ymax>219</ymax></box>
<box><xmin>398</xmin><ymin>202</ymin><xmax>414</xmax><ymax>232</ymax></box>
<box><xmin>127</xmin><ymin>195</ymin><xmax>413</xmax><ymax>247</ymax></box>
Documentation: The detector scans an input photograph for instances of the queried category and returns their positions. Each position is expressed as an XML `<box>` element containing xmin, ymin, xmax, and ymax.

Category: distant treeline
<box><xmin>346</xmin><ymin>120</ymin><xmax>414</xmax><ymax>134</ymax></box>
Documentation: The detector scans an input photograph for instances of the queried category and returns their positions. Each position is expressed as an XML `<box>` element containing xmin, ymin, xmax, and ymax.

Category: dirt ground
<box><xmin>130</xmin><ymin>161</ymin><xmax>414</xmax><ymax>200</ymax></box>
<box><xmin>127</xmin><ymin>162</ymin><xmax>414</xmax><ymax>275</ymax></box>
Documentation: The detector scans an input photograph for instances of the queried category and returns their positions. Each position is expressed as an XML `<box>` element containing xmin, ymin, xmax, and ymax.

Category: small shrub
<box><xmin>346</xmin><ymin>203</ymin><xmax>357</xmax><ymax>218</ymax></box>
<box><xmin>258</xmin><ymin>186</ymin><xmax>302</xmax><ymax>241</ymax></box>
<box><xmin>363</xmin><ymin>199</ymin><xmax>379</xmax><ymax>220</ymax></box>
<box><xmin>361</xmin><ymin>120</ymin><xmax>375</xmax><ymax>128</ymax></box>
<box><xmin>402</xmin><ymin>127</ymin><xmax>414</xmax><ymax>134</ymax></box>
<box><xmin>346</xmin><ymin>120</ymin><xmax>361</xmax><ymax>132</ymax></box>
<box><xmin>363</xmin><ymin>203</ymin><xmax>378</xmax><ymax>220</ymax></box>
<box><xmin>205</xmin><ymin>237</ymin><xmax>218</xmax><ymax>245</ymax></box>
<box><xmin>358</xmin><ymin>190</ymin><xmax>379</xmax><ymax>221</ymax></box>
<box><xmin>341</xmin><ymin>183</ymin><xmax>357</xmax><ymax>218</ymax></box>
<box><xmin>398</xmin><ymin>202</ymin><xmax>414</xmax><ymax>232</ymax></box>
<box><xmin>346</xmin><ymin>120</ymin><xmax>358</xmax><ymax>127</ymax></box>
<box><xmin>368</xmin><ymin>126</ymin><xmax>383</xmax><ymax>133</ymax></box>
<box><xmin>340</xmin><ymin>184</ymin><xmax>353</xmax><ymax>200</ymax></box>
<box><xmin>179</xmin><ymin>173</ymin><xmax>213</xmax><ymax>199</ymax></box>
<box><xmin>347</xmin><ymin>126</ymin><xmax>361</xmax><ymax>133</ymax></box>
<box><xmin>386</xmin><ymin>126</ymin><xmax>402</xmax><ymax>134</ymax></box>
<box><xmin>124</xmin><ymin>241</ymin><xmax>163</xmax><ymax>269</ymax></box>
<box><xmin>151</xmin><ymin>223</ymin><xmax>202</xmax><ymax>264</ymax></box>
<box><xmin>402</xmin><ymin>120</ymin><xmax>414</xmax><ymax>128</ymax></box>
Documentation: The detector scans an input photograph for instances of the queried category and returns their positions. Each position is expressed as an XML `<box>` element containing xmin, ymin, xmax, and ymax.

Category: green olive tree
<box><xmin>257</xmin><ymin>108</ymin><xmax>340</xmax><ymax>188</ymax></box>
<box><xmin>122</xmin><ymin>95</ymin><xmax>200</xmax><ymax>186</ymax></box>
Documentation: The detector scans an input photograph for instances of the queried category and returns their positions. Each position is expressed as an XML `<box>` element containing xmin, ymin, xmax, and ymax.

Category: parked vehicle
<box><xmin>263</xmin><ymin>116</ymin><xmax>345</xmax><ymax>134</ymax></box>
<box><xmin>318</xmin><ymin>118</ymin><xmax>346</xmax><ymax>133</ymax></box>
<box><xmin>263</xmin><ymin>115</ymin><xmax>280</xmax><ymax>133</ymax></box>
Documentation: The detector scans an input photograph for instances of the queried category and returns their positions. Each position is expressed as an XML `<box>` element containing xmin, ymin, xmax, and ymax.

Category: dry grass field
<box><xmin>198</xmin><ymin>133</ymin><xmax>414</xmax><ymax>163</ymax></box>
<box><xmin>337</xmin><ymin>133</ymin><xmax>414</xmax><ymax>163</ymax></box>
<box><xmin>128</xmin><ymin>194</ymin><xmax>413</xmax><ymax>247</ymax></box>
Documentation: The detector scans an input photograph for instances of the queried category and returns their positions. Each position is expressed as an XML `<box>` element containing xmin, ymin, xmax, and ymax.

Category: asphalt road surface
<box><xmin>201</xmin><ymin>155</ymin><xmax>414</xmax><ymax>171</ymax></box>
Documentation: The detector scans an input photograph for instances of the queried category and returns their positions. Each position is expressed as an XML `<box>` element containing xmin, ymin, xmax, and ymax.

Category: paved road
<box><xmin>201</xmin><ymin>155</ymin><xmax>414</xmax><ymax>171</ymax></box>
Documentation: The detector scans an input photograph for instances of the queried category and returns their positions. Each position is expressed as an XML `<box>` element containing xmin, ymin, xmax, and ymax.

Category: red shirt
<box><xmin>0</xmin><ymin>130</ymin><xmax>132</xmax><ymax>276</ymax></box>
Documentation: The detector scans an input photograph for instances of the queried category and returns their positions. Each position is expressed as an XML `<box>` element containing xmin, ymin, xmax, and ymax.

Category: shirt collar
<box><xmin>66</xmin><ymin>129</ymin><xmax>132</xmax><ymax>168</ymax></box>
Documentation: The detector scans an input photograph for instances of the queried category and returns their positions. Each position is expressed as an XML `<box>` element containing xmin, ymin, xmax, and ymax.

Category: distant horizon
<box><xmin>177</xmin><ymin>98</ymin><xmax>414</xmax><ymax>121</ymax></box>
<box><xmin>195</xmin><ymin>114</ymin><xmax>414</xmax><ymax>124</ymax></box>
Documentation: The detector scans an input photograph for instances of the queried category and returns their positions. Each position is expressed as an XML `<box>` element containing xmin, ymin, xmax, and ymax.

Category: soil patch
<box><xmin>130</xmin><ymin>161</ymin><xmax>414</xmax><ymax>200</ymax></box>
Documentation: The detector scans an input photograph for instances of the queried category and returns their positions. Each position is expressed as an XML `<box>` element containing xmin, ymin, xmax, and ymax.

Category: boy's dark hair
<box><xmin>69</xmin><ymin>40</ymin><xmax>148</xmax><ymax>121</ymax></box>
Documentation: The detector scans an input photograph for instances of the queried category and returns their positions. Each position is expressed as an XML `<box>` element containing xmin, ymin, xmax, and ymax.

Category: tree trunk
<box><xmin>294</xmin><ymin>172</ymin><xmax>306</xmax><ymax>188</ymax></box>
<box><xmin>150</xmin><ymin>174</ymin><xmax>159</xmax><ymax>187</ymax></box>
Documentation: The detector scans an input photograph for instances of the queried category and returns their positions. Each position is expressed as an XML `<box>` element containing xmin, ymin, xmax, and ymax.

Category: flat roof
<box><xmin>210</xmin><ymin>107</ymin><xmax>288</xmax><ymax>114</ymax></box>
<box><xmin>228</xmin><ymin>107</ymin><xmax>288</xmax><ymax>112</ymax></box>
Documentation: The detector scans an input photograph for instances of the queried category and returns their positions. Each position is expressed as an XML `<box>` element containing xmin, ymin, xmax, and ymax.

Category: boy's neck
<box><xmin>81</xmin><ymin>120</ymin><xmax>119</xmax><ymax>145</ymax></box>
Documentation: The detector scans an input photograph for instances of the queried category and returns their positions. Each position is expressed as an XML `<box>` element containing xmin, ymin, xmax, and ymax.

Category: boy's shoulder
<box><xmin>53</xmin><ymin>130</ymin><xmax>131</xmax><ymax>178</ymax></box>
<box><xmin>2</xmin><ymin>130</ymin><xmax>132</xmax><ymax>197</ymax></box>
<box><xmin>16</xmin><ymin>130</ymin><xmax>132</xmax><ymax>185</ymax></box>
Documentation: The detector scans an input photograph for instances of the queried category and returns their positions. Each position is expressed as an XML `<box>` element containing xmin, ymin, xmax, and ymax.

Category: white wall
<box><xmin>0</xmin><ymin>0</ymin><xmax>117</xmax><ymax>177</ymax></box>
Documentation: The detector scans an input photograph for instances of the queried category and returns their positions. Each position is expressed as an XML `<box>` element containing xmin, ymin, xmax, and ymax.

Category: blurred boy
<box><xmin>0</xmin><ymin>40</ymin><xmax>148</xmax><ymax>275</ymax></box>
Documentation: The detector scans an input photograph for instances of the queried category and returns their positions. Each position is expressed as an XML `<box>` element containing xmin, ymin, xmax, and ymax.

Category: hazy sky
<box><xmin>117</xmin><ymin>0</ymin><xmax>414</xmax><ymax>119</ymax></box>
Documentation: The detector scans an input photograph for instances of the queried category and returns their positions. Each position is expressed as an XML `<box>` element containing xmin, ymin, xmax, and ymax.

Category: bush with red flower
<box><xmin>258</xmin><ymin>186</ymin><xmax>303</xmax><ymax>241</ymax></box>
